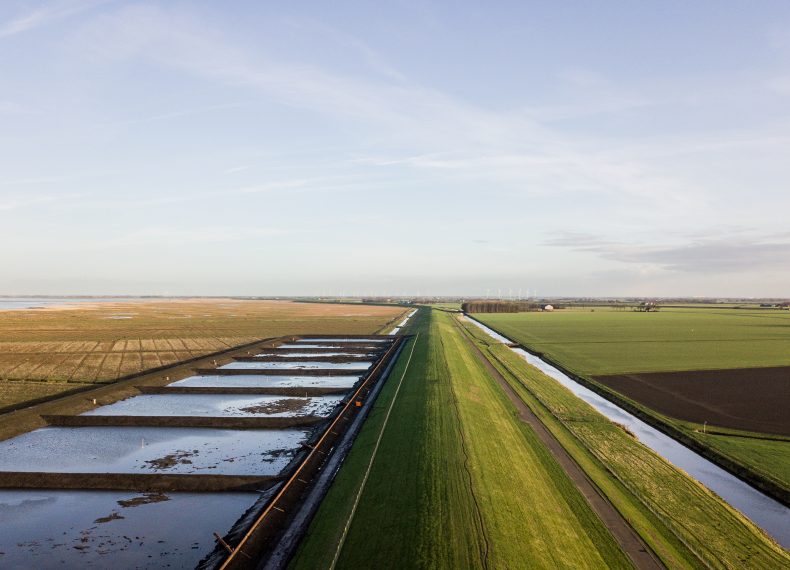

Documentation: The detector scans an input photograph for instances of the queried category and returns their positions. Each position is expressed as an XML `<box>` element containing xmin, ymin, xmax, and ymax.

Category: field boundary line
<box><xmin>329</xmin><ymin>332</ymin><xmax>420</xmax><ymax>570</ymax></box>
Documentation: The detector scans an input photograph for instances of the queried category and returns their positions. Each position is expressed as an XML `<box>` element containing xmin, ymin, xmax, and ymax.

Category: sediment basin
<box><xmin>82</xmin><ymin>394</ymin><xmax>343</xmax><ymax>418</ymax></box>
<box><xmin>173</xmin><ymin>374</ymin><xmax>361</xmax><ymax>389</ymax></box>
<box><xmin>297</xmin><ymin>338</ymin><xmax>390</xmax><ymax>343</ymax></box>
<box><xmin>464</xmin><ymin>315</ymin><xmax>790</xmax><ymax>549</ymax></box>
<box><xmin>256</xmin><ymin>347</ymin><xmax>377</xmax><ymax>355</ymax></box>
<box><xmin>0</xmin><ymin>489</ymin><xmax>258</xmax><ymax>568</ymax></box>
<box><xmin>388</xmin><ymin>309</ymin><xmax>417</xmax><ymax>335</ymax></box>
<box><xmin>250</xmin><ymin>353</ymin><xmax>373</xmax><ymax>359</ymax></box>
<box><xmin>0</xmin><ymin>332</ymin><xmax>399</xmax><ymax>567</ymax></box>
<box><xmin>278</xmin><ymin>343</ymin><xmax>382</xmax><ymax>349</ymax></box>
<box><xmin>0</xmin><ymin>426</ymin><xmax>308</xmax><ymax>476</ymax></box>
<box><xmin>220</xmin><ymin>361</ymin><xmax>372</xmax><ymax>371</ymax></box>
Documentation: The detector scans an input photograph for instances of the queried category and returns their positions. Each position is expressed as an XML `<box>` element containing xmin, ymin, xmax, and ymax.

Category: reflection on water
<box><xmin>83</xmin><ymin>394</ymin><xmax>343</xmax><ymax>417</ymax></box>
<box><xmin>221</xmin><ymin>361</ymin><xmax>371</xmax><ymax>371</ymax></box>
<box><xmin>388</xmin><ymin>309</ymin><xmax>417</xmax><ymax>335</ymax></box>
<box><xmin>279</xmin><ymin>343</ymin><xmax>382</xmax><ymax>349</ymax></box>
<box><xmin>0</xmin><ymin>489</ymin><xmax>257</xmax><ymax>568</ymax></box>
<box><xmin>0</xmin><ymin>426</ymin><xmax>306</xmax><ymax>475</ymax></box>
<box><xmin>175</xmin><ymin>374</ymin><xmax>361</xmax><ymax>388</ymax></box>
<box><xmin>256</xmin><ymin>352</ymin><xmax>371</xmax><ymax>358</ymax></box>
<box><xmin>298</xmin><ymin>338</ymin><xmax>390</xmax><ymax>343</ymax></box>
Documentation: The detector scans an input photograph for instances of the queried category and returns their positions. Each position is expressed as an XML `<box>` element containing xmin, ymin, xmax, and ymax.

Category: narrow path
<box><xmin>453</xmin><ymin>317</ymin><xmax>664</xmax><ymax>570</ymax></box>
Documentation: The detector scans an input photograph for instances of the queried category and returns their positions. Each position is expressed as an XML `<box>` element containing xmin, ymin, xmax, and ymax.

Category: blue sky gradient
<box><xmin>2</xmin><ymin>1</ymin><xmax>790</xmax><ymax>297</ymax></box>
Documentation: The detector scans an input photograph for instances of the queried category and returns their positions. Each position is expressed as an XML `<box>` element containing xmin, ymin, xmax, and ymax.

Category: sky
<box><xmin>2</xmin><ymin>1</ymin><xmax>790</xmax><ymax>298</ymax></box>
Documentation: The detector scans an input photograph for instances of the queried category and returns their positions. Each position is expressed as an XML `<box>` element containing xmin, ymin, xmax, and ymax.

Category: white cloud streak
<box><xmin>0</xmin><ymin>0</ymin><xmax>107</xmax><ymax>38</ymax></box>
<box><xmin>545</xmin><ymin>230</ymin><xmax>790</xmax><ymax>273</ymax></box>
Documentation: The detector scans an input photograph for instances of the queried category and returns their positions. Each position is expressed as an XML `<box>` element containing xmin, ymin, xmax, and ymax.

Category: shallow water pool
<box><xmin>0</xmin><ymin>426</ymin><xmax>308</xmax><ymax>475</ymax></box>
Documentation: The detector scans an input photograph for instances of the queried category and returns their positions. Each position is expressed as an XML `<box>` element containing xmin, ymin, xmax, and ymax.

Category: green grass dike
<box><xmin>290</xmin><ymin>308</ymin><xmax>632</xmax><ymax>569</ymax></box>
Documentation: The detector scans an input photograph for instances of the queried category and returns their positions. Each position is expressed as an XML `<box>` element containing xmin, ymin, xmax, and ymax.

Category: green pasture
<box><xmin>477</xmin><ymin>307</ymin><xmax>790</xmax><ymax>375</ymax></box>
<box><xmin>475</xmin><ymin>307</ymin><xmax>790</xmax><ymax>492</ymax></box>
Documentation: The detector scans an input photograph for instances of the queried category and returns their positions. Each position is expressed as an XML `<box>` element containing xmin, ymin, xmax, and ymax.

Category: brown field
<box><xmin>594</xmin><ymin>366</ymin><xmax>790</xmax><ymax>435</ymax></box>
<box><xmin>0</xmin><ymin>380</ymin><xmax>94</xmax><ymax>408</ymax></box>
<box><xmin>0</xmin><ymin>299</ymin><xmax>403</xmax><ymax>410</ymax></box>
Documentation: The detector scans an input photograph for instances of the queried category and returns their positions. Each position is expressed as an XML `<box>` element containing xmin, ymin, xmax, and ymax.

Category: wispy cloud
<box><xmin>0</xmin><ymin>100</ymin><xmax>30</xmax><ymax>115</ymax></box>
<box><xmin>92</xmin><ymin>101</ymin><xmax>251</xmax><ymax>129</ymax></box>
<box><xmin>66</xmin><ymin>3</ymin><xmax>777</xmax><ymax>223</ymax></box>
<box><xmin>70</xmin><ymin>5</ymin><xmax>534</xmax><ymax>146</ymax></box>
<box><xmin>0</xmin><ymin>193</ymin><xmax>84</xmax><ymax>211</ymax></box>
<box><xmin>103</xmin><ymin>226</ymin><xmax>284</xmax><ymax>248</ymax></box>
<box><xmin>66</xmin><ymin>4</ymin><xmax>790</xmax><ymax>234</ymax></box>
<box><xmin>0</xmin><ymin>0</ymin><xmax>106</xmax><ymax>39</ymax></box>
<box><xmin>225</xmin><ymin>165</ymin><xmax>252</xmax><ymax>174</ymax></box>
<box><xmin>545</xmin><ymin>230</ymin><xmax>790</xmax><ymax>273</ymax></box>
<box><xmin>3</xmin><ymin>2</ymin><xmax>788</xmax><ymax>294</ymax></box>
<box><xmin>543</xmin><ymin>232</ymin><xmax>616</xmax><ymax>249</ymax></box>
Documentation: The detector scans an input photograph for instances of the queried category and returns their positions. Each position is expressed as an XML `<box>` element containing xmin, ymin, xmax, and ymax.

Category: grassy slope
<box><xmin>476</xmin><ymin>308</ymin><xmax>790</xmax><ymax>493</ymax></box>
<box><xmin>291</xmin><ymin>309</ymin><xmax>487</xmax><ymax>569</ymax></box>
<box><xmin>478</xmin><ymin>308</ymin><xmax>790</xmax><ymax>375</ymax></box>
<box><xmin>460</xmin><ymin>318</ymin><xmax>790</xmax><ymax>569</ymax></box>
<box><xmin>678</xmin><ymin>422</ymin><xmax>790</xmax><ymax>490</ymax></box>
<box><xmin>292</xmin><ymin>309</ymin><xmax>632</xmax><ymax>569</ymax></box>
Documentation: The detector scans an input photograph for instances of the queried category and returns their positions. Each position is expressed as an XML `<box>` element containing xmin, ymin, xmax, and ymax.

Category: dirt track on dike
<box><xmin>453</xmin><ymin>318</ymin><xmax>664</xmax><ymax>570</ymax></box>
<box><xmin>594</xmin><ymin>366</ymin><xmax>790</xmax><ymax>436</ymax></box>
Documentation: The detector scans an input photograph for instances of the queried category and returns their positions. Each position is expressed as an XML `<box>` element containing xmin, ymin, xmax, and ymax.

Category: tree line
<box><xmin>462</xmin><ymin>301</ymin><xmax>542</xmax><ymax>313</ymax></box>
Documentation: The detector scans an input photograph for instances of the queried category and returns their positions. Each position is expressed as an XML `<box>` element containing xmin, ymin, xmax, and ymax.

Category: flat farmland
<box><xmin>477</xmin><ymin>307</ymin><xmax>790</xmax><ymax>375</ymax></box>
<box><xmin>476</xmin><ymin>307</ymin><xmax>790</xmax><ymax>497</ymax></box>
<box><xmin>459</xmin><ymin>317</ymin><xmax>790</xmax><ymax>568</ymax></box>
<box><xmin>594</xmin><ymin>366</ymin><xmax>790</xmax><ymax>435</ymax></box>
<box><xmin>0</xmin><ymin>299</ymin><xmax>404</xmax><ymax>410</ymax></box>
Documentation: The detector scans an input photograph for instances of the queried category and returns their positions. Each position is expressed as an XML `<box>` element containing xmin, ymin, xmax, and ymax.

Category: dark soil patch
<box><xmin>143</xmin><ymin>450</ymin><xmax>197</xmax><ymax>470</ymax></box>
<box><xmin>238</xmin><ymin>398</ymin><xmax>310</xmax><ymax>415</ymax></box>
<box><xmin>117</xmin><ymin>492</ymin><xmax>170</xmax><ymax>508</ymax></box>
<box><xmin>260</xmin><ymin>447</ymin><xmax>295</xmax><ymax>463</ymax></box>
<box><xmin>594</xmin><ymin>366</ymin><xmax>790</xmax><ymax>435</ymax></box>
<box><xmin>94</xmin><ymin>512</ymin><xmax>125</xmax><ymax>524</ymax></box>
